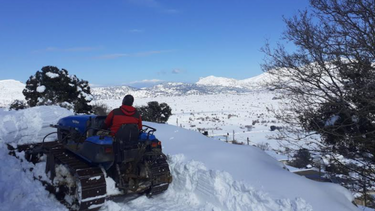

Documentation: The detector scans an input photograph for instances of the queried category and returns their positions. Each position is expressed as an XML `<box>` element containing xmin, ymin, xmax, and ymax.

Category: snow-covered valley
<box><xmin>98</xmin><ymin>91</ymin><xmax>284</xmax><ymax>151</ymax></box>
<box><xmin>0</xmin><ymin>106</ymin><xmax>358</xmax><ymax>211</ymax></box>
<box><xmin>0</xmin><ymin>76</ymin><xmax>369</xmax><ymax>211</ymax></box>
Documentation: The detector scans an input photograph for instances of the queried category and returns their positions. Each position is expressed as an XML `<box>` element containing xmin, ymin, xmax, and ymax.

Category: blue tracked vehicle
<box><xmin>9</xmin><ymin>115</ymin><xmax>172</xmax><ymax>211</ymax></box>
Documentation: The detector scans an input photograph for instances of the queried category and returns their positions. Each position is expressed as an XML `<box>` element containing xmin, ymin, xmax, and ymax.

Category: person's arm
<box><xmin>103</xmin><ymin>111</ymin><xmax>114</xmax><ymax>129</ymax></box>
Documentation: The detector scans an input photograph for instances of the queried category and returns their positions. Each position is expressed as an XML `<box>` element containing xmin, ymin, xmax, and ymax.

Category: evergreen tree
<box><xmin>290</xmin><ymin>148</ymin><xmax>312</xmax><ymax>168</ymax></box>
<box><xmin>138</xmin><ymin>101</ymin><xmax>172</xmax><ymax>123</ymax></box>
<box><xmin>23</xmin><ymin>66</ymin><xmax>93</xmax><ymax>114</ymax></box>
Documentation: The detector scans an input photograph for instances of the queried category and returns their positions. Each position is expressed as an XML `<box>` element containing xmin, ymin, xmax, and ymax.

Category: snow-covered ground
<box><xmin>0</xmin><ymin>106</ymin><xmax>360</xmax><ymax>211</ymax></box>
<box><xmin>96</xmin><ymin>91</ymin><xmax>287</xmax><ymax>152</ymax></box>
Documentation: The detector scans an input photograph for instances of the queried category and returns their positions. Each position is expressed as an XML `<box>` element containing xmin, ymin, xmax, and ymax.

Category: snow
<box><xmin>196</xmin><ymin>73</ymin><xmax>276</xmax><ymax>89</ymax></box>
<box><xmin>89</xmin><ymin>176</ymin><xmax>102</xmax><ymax>180</ymax></box>
<box><xmin>151</xmin><ymin>123</ymin><xmax>356</xmax><ymax>211</ymax></box>
<box><xmin>36</xmin><ymin>85</ymin><xmax>46</xmax><ymax>93</ymax></box>
<box><xmin>0</xmin><ymin>106</ymin><xmax>360</xmax><ymax>211</ymax></box>
<box><xmin>0</xmin><ymin>79</ymin><xmax>25</xmax><ymax>107</ymax></box>
<box><xmin>46</xmin><ymin>72</ymin><xmax>59</xmax><ymax>79</ymax></box>
<box><xmin>0</xmin><ymin>106</ymin><xmax>73</xmax><ymax>146</ymax></box>
<box><xmin>101</xmin><ymin>92</ymin><xmax>286</xmax><ymax>151</ymax></box>
<box><xmin>197</xmin><ymin>75</ymin><xmax>241</xmax><ymax>87</ymax></box>
<box><xmin>325</xmin><ymin>115</ymin><xmax>339</xmax><ymax>126</ymax></box>
<box><xmin>0</xmin><ymin>147</ymin><xmax>67</xmax><ymax>211</ymax></box>
<box><xmin>79</xmin><ymin>91</ymin><xmax>94</xmax><ymax>101</ymax></box>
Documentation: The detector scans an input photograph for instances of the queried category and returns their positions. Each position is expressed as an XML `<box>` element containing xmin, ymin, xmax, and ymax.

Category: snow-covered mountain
<box><xmin>196</xmin><ymin>72</ymin><xmax>274</xmax><ymax>89</ymax></box>
<box><xmin>91</xmin><ymin>82</ymin><xmax>257</xmax><ymax>100</ymax></box>
<box><xmin>0</xmin><ymin>79</ymin><xmax>25</xmax><ymax>107</ymax></box>
<box><xmin>0</xmin><ymin>73</ymin><xmax>273</xmax><ymax>106</ymax></box>
<box><xmin>91</xmin><ymin>73</ymin><xmax>273</xmax><ymax>101</ymax></box>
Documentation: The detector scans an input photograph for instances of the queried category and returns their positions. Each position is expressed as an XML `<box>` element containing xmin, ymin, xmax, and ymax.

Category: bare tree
<box><xmin>262</xmin><ymin>0</ymin><xmax>375</xmax><ymax>203</ymax></box>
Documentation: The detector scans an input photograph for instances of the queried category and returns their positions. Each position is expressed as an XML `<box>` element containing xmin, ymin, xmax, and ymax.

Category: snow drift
<box><xmin>0</xmin><ymin>106</ymin><xmax>358</xmax><ymax>211</ymax></box>
<box><xmin>0</xmin><ymin>79</ymin><xmax>25</xmax><ymax>107</ymax></box>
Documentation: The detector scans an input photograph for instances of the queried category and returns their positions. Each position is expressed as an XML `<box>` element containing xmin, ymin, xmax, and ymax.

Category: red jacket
<box><xmin>104</xmin><ymin>105</ymin><xmax>142</xmax><ymax>135</ymax></box>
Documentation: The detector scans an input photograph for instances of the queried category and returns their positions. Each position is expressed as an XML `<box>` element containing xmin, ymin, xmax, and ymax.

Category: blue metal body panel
<box><xmin>58</xmin><ymin>115</ymin><xmax>159</xmax><ymax>170</ymax></box>
<box><xmin>57</xmin><ymin>115</ymin><xmax>97</xmax><ymax>134</ymax></box>
<box><xmin>139</xmin><ymin>132</ymin><xmax>156</xmax><ymax>141</ymax></box>
<box><xmin>86</xmin><ymin>136</ymin><xmax>113</xmax><ymax>145</ymax></box>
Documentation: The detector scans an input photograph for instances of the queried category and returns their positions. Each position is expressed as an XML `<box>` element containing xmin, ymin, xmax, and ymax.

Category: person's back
<box><xmin>103</xmin><ymin>95</ymin><xmax>142</xmax><ymax>135</ymax></box>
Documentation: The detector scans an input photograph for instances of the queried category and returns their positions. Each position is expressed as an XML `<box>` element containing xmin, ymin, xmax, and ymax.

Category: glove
<box><xmin>97</xmin><ymin>130</ymin><xmax>111</xmax><ymax>137</ymax></box>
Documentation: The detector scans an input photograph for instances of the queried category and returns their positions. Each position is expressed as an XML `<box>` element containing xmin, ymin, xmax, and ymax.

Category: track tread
<box><xmin>50</xmin><ymin>146</ymin><xmax>107</xmax><ymax>211</ymax></box>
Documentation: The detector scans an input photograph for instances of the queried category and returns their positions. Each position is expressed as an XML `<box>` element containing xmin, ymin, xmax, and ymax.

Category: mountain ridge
<box><xmin>0</xmin><ymin>73</ymin><xmax>272</xmax><ymax>106</ymax></box>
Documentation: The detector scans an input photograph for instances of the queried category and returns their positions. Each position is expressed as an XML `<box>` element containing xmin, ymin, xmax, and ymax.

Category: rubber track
<box><xmin>11</xmin><ymin>142</ymin><xmax>172</xmax><ymax>208</ymax></box>
<box><xmin>50</xmin><ymin>145</ymin><xmax>107</xmax><ymax>211</ymax></box>
<box><xmin>147</xmin><ymin>154</ymin><xmax>171</xmax><ymax>196</ymax></box>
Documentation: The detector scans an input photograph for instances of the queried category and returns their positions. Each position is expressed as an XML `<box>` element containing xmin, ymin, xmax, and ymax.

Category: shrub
<box><xmin>289</xmin><ymin>148</ymin><xmax>312</xmax><ymax>168</ymax></box>
<box><xmin>23</xmin><ymin>66</ymin><xmax>93</xmax><ymax>114</ymax></box>
<box><xmin>9</xmin><ymin>100</ymin><xmax>28</xmax><ymax>110</ymax></box>
<box><xmin>137</xmin><ymin>101</ymin><xmax>172</xmax><ymax>123</ymax></box>
<box><xmin>91</xmin><ymin>103</ymin><xmax>110</xmax><ymax>115</ymax></box>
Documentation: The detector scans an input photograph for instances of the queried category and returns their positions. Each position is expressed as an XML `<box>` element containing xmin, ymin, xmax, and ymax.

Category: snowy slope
<box><xmin>196</xmin><ymin>76</ymin><xmax>241</xmax><ymax>87</ymax></box>
<box><xmin>196</xmin><ymin>73</ymin><xmax>275</xmax><ymax>89</ymax></box>
<box><xmin>0</xmin><ymin>79</ymin><xmax>25</xmax><ymax>107</ymax></box>
<box><xmin>0</xmin><ymin>106</ymin><xmax>358</xmax><ymax>211</ymax></box>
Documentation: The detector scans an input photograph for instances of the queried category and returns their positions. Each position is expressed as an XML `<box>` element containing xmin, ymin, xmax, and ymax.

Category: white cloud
<box><xmin>126</xmin><ymin>0</ymin><xmax>179</xmax><ymax>14</ymax></box>
<box><xmin>33</xmin><ymin>46</ymin><xmax>98</xmax><ymax>53</ymax></box>
<box><xmin>128</xmin><ymin>79</ymin><xmax>164</xmax><ymax>88</ymax></box>
<box><xmin>129</xmin><ymin>29</ymin><xmax>144</xmax><ymax>33</ymax></box>
<box><xmin>131</xmin><ymin>79</ymin><xmax>163</xmax><ymax>83</ymax></box>
<box><xmin>172</xmin><ymin>69</ymin><xmax>184</xmax><ymax>74</ymax></box>
<box><xmin>164</xmin><ymin>9</ymin><xmax>180</xmax><ymax>14</ymax></box>
<box><xmin>134</xmin><ymin>50</ymin><xmax>173</xmax><ymax>57</ymax></box>
<box><xmin>126</xmin><ymin>0</ymin><xmax>159</xmax><ymax>8</ymax></box>
<box><xmin>93</xmin><ymin>50</ymin><xmax>173</xmax><ymax>60</ymax></box>
<box><xmin>157</xmin><ymin>70</ymin><xmax>167</xmax><ymax>75</ymax></box>
<box><xmin>92</xmin><ymin>53</ymin><xmax>129</xmax><ymax>59</ymax></box>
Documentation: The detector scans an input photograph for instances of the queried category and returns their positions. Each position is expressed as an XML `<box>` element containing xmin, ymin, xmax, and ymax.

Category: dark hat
<box><xmin>122</xmin><ymin>94</ymin><xmax>134</xmax><ymax>106</ymax></box>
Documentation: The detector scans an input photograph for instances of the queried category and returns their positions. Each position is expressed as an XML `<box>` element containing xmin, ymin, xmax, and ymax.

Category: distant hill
<box><xmin>92</xmin><ymin>73</ymin><xmax>272</xmax><ymax>100</ymax></box>
<box><xmin>196</xmin><ymin>73</ymin><xmax>273</xmax><ymax>89</ymax></box>
<box><xmin>0</xmin><ymin>73</ymin><xmax>272</xmax><ymax>106</ymax></box>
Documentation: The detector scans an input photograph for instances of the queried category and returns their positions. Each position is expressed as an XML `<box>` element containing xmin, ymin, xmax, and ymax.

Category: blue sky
<box><xmin>0</xmin><ymin>0</ymin><xmax>310</xmax><ymax>87</ymax></box>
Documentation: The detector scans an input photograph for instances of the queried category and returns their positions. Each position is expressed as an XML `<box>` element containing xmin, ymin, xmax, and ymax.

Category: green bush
<box><xmin>91</xmin><ymin>103</ymin><xmax>110</xmax><ymax>115</ymax></box>
<box><xmin>137</xmin><ymin>101</ymin><xmax>172</xmax><ymax>123</ymax></box>
<box><xmin>9</xmin><ymin>100</ymin><xmax>28</xmax><ymax>111</ymax></box>
<box><xmin>23</xmin><ymin>66</ymin><xmax>93</xmax><ymax>114</ymax></box>
<box><xmin>289</xmin><ymin>148</ymin><xmax>312</xmax><ymax>168</ymax></box>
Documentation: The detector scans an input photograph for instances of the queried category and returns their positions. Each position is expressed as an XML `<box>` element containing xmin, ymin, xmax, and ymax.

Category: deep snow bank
<box><xmin>0</xmin><ymin>79</ymin><xmax>25</xmax><ymax>107</ymax></box>
<box><xmin>0</xmin><ymin>107</ymin><xmax>358</xmax><ymax>211</ymax></box>
<box><xmin>146</xmin><ymin>122</ymin><xmax>357</xmax><ymax>211</ymax></box>
<box><xmin>0</xmin><ymin>106</ymin><xmax>73</xmax><ymax>146</ymax></box>
<box><xmin>103</xmin><ymin>154</ymin><xmax>312</xmax><ymax>211</ymax></box>
<box><xmin>0</xmin><ymin>106</ymin><xmax>73</xmax><ymax>211</ymax></box>
<box><xmin>0</xmin><ymin>147</ymin><xmax>67</xmax><ymax>211</ymax></box>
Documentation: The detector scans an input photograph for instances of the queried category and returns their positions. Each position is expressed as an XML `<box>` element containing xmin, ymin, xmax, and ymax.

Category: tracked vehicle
<box><xmin>9</xmin><ymin>115</ymin><xmax>172</xmax><ymax>210</ymax></box>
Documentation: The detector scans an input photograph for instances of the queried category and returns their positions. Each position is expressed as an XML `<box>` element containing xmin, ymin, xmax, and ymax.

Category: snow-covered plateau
<box><xmin>0</xmin><ymin>75</ymin><xmax>371</xmax><ymax>211</ymax></box>
<box><xmin>0</xmin><ymin>106</ymin><xmax>360</xmax><ymax>211</ymax></box>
